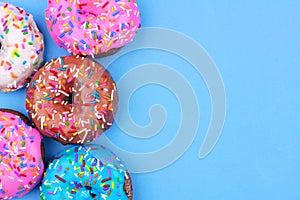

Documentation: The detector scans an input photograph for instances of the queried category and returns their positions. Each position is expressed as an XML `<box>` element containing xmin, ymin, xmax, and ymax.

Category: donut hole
<box><xmin>84</xmin><ymin>186</ymin><xmax>97</xmax><ymax>199</ymax></box>
<box><xmin>65</xmin><ymin>92</ymin><xmax>74</xmax><ymax>105</ymax></box>
<box><xmin>0</xmin><ymin>40</ymin><xmax>4</xmax><ymax>53</ymax></box>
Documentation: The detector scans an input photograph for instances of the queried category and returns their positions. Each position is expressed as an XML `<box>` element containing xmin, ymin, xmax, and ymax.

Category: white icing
<box><xmin>0</xmin><ymin>2</ymin><xmax>44</xmax><ymax>92</ymax></box>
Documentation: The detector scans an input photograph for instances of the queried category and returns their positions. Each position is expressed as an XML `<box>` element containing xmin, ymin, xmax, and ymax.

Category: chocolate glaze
<box><xmin>26</xmin><ymin>55</ymin><xmax>118</xmax><ymax>144</ymax></box>
<box><xmin>93</xmin><ymin>47</ymin><xmax>122</xmax><ymax>58</ymax></box>
<box><xmin>124</xmin><ymin>171</ymin><xmax>133</xmax><ymax>200</ymax></box>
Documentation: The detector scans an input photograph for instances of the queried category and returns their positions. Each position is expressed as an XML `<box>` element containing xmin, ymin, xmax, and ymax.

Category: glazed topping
<box><xmin>45</xmin><ymin>0</ymin><xmax>141</xmax><ymax>56</ymax></box>
<box><xmin>40</xmin><ymin>145</ymin><xmax>129</xmax><ymax>200</ymax></box>
<box><xmin>0</xmin><ymin>110</ymin><xmax>44</xmax><ymax>199</ymax></box>
<box><xmin>26</xmin><ymin>56</ymin><xmax>118</xmax><ymax>144</ymax></box>
<box><xmin>0</xmin><ymin>2</ymin><xmax>44</xmax><ymax>92</ymax></box>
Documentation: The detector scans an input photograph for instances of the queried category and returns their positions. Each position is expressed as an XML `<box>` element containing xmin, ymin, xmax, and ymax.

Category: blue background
<box><xmin>0</xmin><ymin>0</ymin><xmax>299</xmax><ymax>199</ymax></box>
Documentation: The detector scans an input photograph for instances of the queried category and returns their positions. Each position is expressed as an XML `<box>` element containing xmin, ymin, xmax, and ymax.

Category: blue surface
<box><xmin>0</xmin><ymin>0</ymin><xmax>299</xmax><ymax>199</ymax></box>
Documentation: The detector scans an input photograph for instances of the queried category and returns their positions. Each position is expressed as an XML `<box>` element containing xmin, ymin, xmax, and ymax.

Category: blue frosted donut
<box><xmin>40</xmin><ymin>145</ymin><xmax>133</xmax><ymax>200</ymax></box>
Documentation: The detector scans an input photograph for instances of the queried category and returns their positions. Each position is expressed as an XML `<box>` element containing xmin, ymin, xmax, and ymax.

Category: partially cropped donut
<box><xmin>45</xmin><ymin>0</ymin><xmax>141</xmax><ymax>57</ymax></box>
<box><xmin>0</xmin><ymin>109</ymin><xmax>44</xmax><ymax>199</ymax></box>
<box><xmin>40</xmin><ymin>145</ymin><xmax>133</xmax><ymax>200</ymax></box>
<box><xmin>0</xmin><ymin>2</ymin><xmax>44</xmax><ymax>93</ymax></box>
<box><xmin>26</xmin><ymin>55</ymin><xmax>118</xmax><ymax>144</ymax></box>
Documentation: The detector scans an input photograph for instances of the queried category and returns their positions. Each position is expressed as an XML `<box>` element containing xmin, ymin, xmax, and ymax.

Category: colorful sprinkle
<box><xmin>0</xmin><ymin>2</ymin><xmax>44</xmax><ymax>93</ymax></box>
<box><xmin>25</xmin><ymin>56</ymin><xmax>118</xmax><ymax>145</ymax></box>
<box><xmin>0</xmin><ymin>110</ymin><xmax>44</xmax><ymax>199</ymax></box>
<box><xmin>40</xmin><ymin>145</ymin><xmax>131</xmax><ymax>200</ymax></box>
<box><xmin>45</xmin><ymin>0</ymin><xmax>141</xmax><ymax>56</ymax></box>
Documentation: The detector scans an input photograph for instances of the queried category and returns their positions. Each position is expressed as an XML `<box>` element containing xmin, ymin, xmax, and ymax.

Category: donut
<box><xmin>0</xmin><ymin>109</ymin><xmax>44</xmax><ymax>199</ymax></box>
<box><xmin>0</xmin><ymin>2</ymin><xmax>44</xmax><ymax>93</ymax></box>
<box><xmin>45</xmin><ymin>0</ymin><xmax>141</xmax><ymax>57</ymax></box>
<box><xmin>25</xmin><ymin>55</ymin><xmax>118</xmax><ymax>145</ymax></box>
<box><xmin>40</xmin><ymin>145</ymin><xmax>133</xmax><ymax>200</ymax></box>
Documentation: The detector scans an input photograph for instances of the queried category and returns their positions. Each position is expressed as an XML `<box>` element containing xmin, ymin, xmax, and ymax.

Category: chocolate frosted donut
<box><xmin>25</xmin><ymin>55</ymin><xmax>118</xmax><ymax>144</ymax></box>
<box><xmin>40</xmin><ymin>145</ymin><xmax>133</xmax><ymax>200</ymax></box>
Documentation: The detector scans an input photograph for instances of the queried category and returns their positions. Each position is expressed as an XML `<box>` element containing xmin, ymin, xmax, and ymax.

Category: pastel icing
<box><xmin>0</xmin><ymin>110</ymin><xmax>44</xmax><ymax>199</ymax></box>
<box><xmin>0</xmin><ymin>2</ymin><xmax>44</xmax><ymax>93</ymax></box>
<box><xmin>40</xmin><ymin>145</ymin><xmax>130</xmax><ymax>200</ymax></box>
<box><xmin>45</xmin><ymin>0</ymin><xmax>141</xmax><ymax>56</ymax></box>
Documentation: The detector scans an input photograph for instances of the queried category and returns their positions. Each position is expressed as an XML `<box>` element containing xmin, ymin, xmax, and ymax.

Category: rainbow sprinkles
<box><xmin>0</xmin><ymin>2</ymin><xmax>44</xmax><ymax>93</ymax></box>
<box><xmin>45</xmin><ymin>0</ymin><xmax>141</xmax><ymax>57</ymax></box>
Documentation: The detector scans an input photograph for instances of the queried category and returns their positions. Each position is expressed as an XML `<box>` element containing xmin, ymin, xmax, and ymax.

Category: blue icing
<box><xmin>40</xmin><ymin>145</ymin><xmax>129</xmax><ymax>200</ymax></box>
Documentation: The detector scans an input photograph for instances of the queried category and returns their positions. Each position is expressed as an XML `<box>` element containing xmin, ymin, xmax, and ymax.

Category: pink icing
<box><xmin>45</xmin><ymin>0</ymin><xmax>141</xmax><ymax>56</ymax></box>
<box><xmin>0</xmin><ymin>111</ymin><xmax>44</xmax><ymax>199</ymax></box>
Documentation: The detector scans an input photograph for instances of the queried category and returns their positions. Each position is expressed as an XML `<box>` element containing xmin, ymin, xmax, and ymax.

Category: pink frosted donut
<box><xmin>45</xmin><ymin>0</ymin><xmax>141</xmax><ymax>57</ymax></box>
<box><xmin>0</xmin><ymin>109</ymin><xmax>44</xmax><ymax>199</ymax></box>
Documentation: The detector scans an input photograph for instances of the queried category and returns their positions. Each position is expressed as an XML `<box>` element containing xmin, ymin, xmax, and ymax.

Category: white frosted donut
<box><xmin>0</xmin><ymin>2</ymin><xmax>44</xmax><ymax>93</ymax></box>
